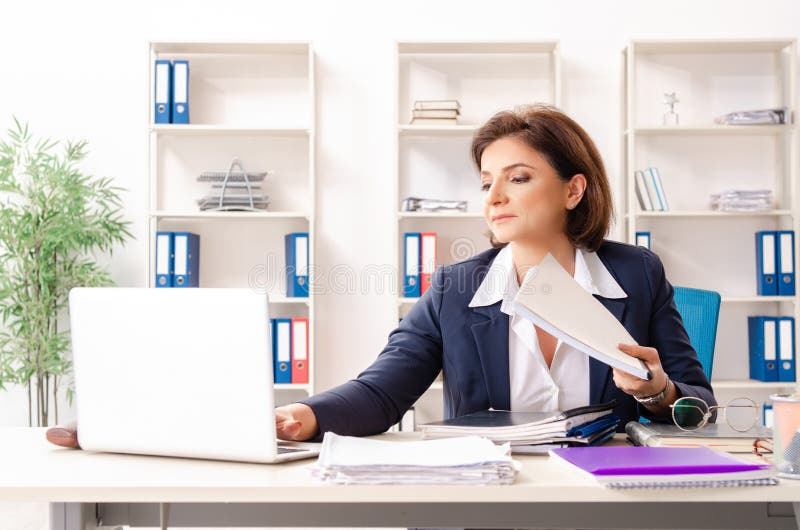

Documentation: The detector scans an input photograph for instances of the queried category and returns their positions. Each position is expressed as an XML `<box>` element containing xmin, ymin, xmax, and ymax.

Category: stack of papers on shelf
<box><xmin>625</xmin><ymin>421</ymin><xmax>772</xmax><ymax>453</ymax></box>
<box><xmin>310</xmin><ymin>432</ymin><xmax>520</xmax><ymax>485</ymax></box>
<box><xmin>550</xmin><ymin>446</ymin><xmax>777</xmax><ymax>489</ymax></box>
<box><xmin>411</xmin><ymin>100</ymin><xmax>461</xmax><ymax>125</ymax></box>
<box><xmin>714</xmin><ymin>107</ymin><xmax>787</xmax><ymax>125</ymax></box>
<box><xmin>710</xmin><ymin>189</ymin><xmax>773</xmax><ymax>212</ymax></box>
<box><xmin>401</xmin><ymin>196</ymin><xmax>468</xmax><ymax>213</ymax></box>
<box><xmin>421</xmin><ymin>402</ymin><xmax>618</xmax><ymax>450</ymax></box>
<box><xmin>196</xmin><ymin>170</ymin><xmax>273</xmax><ymax>211</ymax></box>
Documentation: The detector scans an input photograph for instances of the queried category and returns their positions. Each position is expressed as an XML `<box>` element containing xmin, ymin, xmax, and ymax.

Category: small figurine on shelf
<box><xmin>662</xmin><ymin>92</ymin><xmax>679</xmax><ymax>126</ymax></box>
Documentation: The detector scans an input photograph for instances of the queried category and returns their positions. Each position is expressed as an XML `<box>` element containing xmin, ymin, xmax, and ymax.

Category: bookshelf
<box><xmin>621</xmin><ymin>39</ymin><xmax>799</xmax><ymax>401</ymax></box>
<box><xmin>146</xmin><ymin>41</ymin><xmax>316</xmax><ymax>398</ymax></box>
<box><xmin>393</xmin><ymin>40</ymin><xmax>561</xmax><ymax>417</ymax></box>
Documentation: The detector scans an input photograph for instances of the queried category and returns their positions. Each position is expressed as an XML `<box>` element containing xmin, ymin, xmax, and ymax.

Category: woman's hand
<box><xmin>612</xmin><ymin>343</ymin><xmax>678</xmax><ymax>414</ymax></box>
<box><xmin>275</xmin><ymin>403</ymin><xmax>319</xmax><ymax>441</ymax></box>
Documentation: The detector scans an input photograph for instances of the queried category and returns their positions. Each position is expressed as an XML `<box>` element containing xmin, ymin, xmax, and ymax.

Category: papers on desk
<box><xmin>310</xmin><ymin>432</ymin><xmax>520</xmax><ymax>485</ymax></box>
<box><xmin>512</xmin><ymin>253</ymin><xmax>650</xmax><ymax>380</ymax></box>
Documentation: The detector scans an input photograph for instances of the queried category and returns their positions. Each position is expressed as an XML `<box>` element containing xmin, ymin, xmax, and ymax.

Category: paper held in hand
<box><xmin>512</xmin><ymin>253</ymin><xmax>651</xmax><ymax>380</ymax></box>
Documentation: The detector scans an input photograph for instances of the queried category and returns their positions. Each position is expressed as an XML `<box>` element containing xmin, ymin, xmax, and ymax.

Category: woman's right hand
<box><xmin>275</xmin><ymin>403</ymin><xmax>319</xmax><ymax>441</ymax></box>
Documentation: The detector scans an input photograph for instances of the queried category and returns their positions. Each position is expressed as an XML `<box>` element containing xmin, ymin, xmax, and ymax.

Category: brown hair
<box><xmin>471</xmin><ymin>104</ymin><xmax>614</xmax><ymax>252</ymax></box>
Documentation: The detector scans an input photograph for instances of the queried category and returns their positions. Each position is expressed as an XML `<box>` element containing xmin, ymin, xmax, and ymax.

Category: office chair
<box><xmin>672</xmin><ymin>286</ymin><xmax>721</xmax><ymax>380</ymax></box>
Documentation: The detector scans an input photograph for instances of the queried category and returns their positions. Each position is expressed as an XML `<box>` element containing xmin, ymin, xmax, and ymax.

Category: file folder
<box><xmin>285</xmin><ymin>233</ymin><xmax>309</xmax><ymax>297</ymax></box>
<box><xmin>172</xmin><ymin>232</ymin><xmax>199</xmax><ymax>287</ymax></box>
<box><xmin>420</xmin><ymin>232</ymin><xmax>437</xmax><ymax>295</ymax></box>
<box><xmin>778</xmin><ymin>316</ymin><xmax>796</xmax><ymax>382</ymax></box>
<box><xmin>778</xmin><ymin>230</ymin><xmax>796</xmax><ymax>296</ymax></box>
<box><xmin>171</xmin><ymin>60</ymin><xmax>190</xmax><ymax>124</ymax></box>
<box><xmin>272</xmin><ymin>318</ymin><xmax>292</xmax><ymax>384</ymax></box>
<box><xmin>155</xmin><ymin>231</ymin><xmax>174</xmax><ymax>287</ymax></box>
<box><xmin>648</xmin><ymin>167</ymin><xmax>669</xmax><ymax>211</ymax></box>
<box><xmin>635</xmin><ymin>231</ymin><xmax>651</xmax><ymax>249</ymax></box>
<box><xmin>756</xmin><ymin>231</ymin><xmax>778</xmax><ymax>296</ymax></box>
<box><xmin>748</xmin><ymin>316</ymin><xmax>778</xmax><ymax>382</ymax></box>
<box><xmin>291</xmin><ymin>317</ymin><xmax>309</xmax><ymax>384</ymax></box>
<box><xmin>404</xmin><ymin>232</ymin><xmax>421</xmax><ymax>298</ymax></box>
<box><xmin>645</xmin><ymin>168</ymin><xmax>665</xmax><ymax>211</ymax></box>
<box><xmin>634</xmin><ymin>170</ymin><xmax>654</xmax><ymax>211</ymax></box>
<box><xmin>154</xmin><ymin>60</ymin><xmax>172</xmax><ymax>124</ymax></box>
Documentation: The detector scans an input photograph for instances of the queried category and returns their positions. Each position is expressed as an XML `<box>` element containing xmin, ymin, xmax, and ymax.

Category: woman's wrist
<box><xmin>284</xmin><ymin>402</ymin><xmax>319</xmax><ymax>441</ymax></box>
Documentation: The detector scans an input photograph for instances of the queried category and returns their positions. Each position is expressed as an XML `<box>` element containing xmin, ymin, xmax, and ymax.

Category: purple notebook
<box><xmin>550</xmin><ymin>446</ymin><xmax>769</xmax><ymax>476</ymax></box>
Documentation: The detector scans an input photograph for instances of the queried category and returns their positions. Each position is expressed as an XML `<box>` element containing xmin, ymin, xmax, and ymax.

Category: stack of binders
<box><xmin>155</xmin><ymin>231</ymin><xmax>200</xmax><ymax>288</ymax></box>
<box><xmin>153</xmin><ymin>60</ymin><xmax>190</xmax><ymax>124</ymax></box>
<box><xmin>285</xmin><ymin>233</ymin><xmax>309</xmax><ymax>298</ymax></box>
<box><xmin>270</xmin><ymin>317</ymin><xmax>310</xmax><ymax>385</ymax></box>
<box><xmin>748</xmin><ymin>315</ymin><xmax>795</xmax><ymax>382</ymax></box>
<box><xmin>634</xmin><ymin>167</ymin><xmax>669</xmax><ymax>211</ymax></box>
<box><xmin>403</xmin><ymin>232</ymin><xmax>437</xmax><ymax>298</ymax></box>
<box><xmin>755</xmin><ymin>231</ymin><xmax>796</xmax><ymax>296</ymax></box>
<box><xmin>410</xmin><ymin>100</ymin><xmax>461</xmax><ymax>125</ymax></box>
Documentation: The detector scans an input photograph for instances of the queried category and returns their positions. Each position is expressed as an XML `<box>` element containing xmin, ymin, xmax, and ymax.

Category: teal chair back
<box><xmin>672</xmin><ymin>286</ymin><xmax>721</xmax><ymax>380</ymax></box>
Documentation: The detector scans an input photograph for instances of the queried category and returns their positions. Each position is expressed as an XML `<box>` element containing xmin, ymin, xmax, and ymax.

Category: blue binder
<box><xmin>154</xmin><ymin>60</ymin><xmax>172</xmax><ymax>124</ymax></box>
<box><xmin>155</xmin><ymin>231</ymin><xmax>174</xmax><ymax>287</ymax></box>
<box><xmin>404</xmin><ymin>232</ymin><xmax>421</xmax><ymax>298</ymax></box>
<box><xmin>171</xmin><ymin>60</ymin><xmax>190</xmax><ymax>124</ymax></box>
<box><xmin>777</xmin><ymin>230</ymin><xmax>796</xmax><ymax>296</ymax></box>
<box><xmin>272</xmin><ymin>318</ymin><xmax>292</xmax><ymax>384</ymax></box>
<box><xmin>635</xmin><ymin>231</ymin><xmax>651</xmax><ymax>249</ymax></box>
<box><xmin>778</xmin><ymin>316</ymin><xmax>796</xmax><ymax>382</ymax></box>
<box><xmin>763</xmin><ymin>403</ymin><xmax>774</xmax><ymax>428</ymax></box>
<box><xmin>285</xmin><ymin>233</ymin><xmax>309</xmax><ymax>297</ymax></box>
<box><xmin>756</xmin><ymin>231</ymin><xmax>778</xmax><ymax>296</ymax></box>
<box><xmin>748</xmin><ymin>316</ymin><xmax>778</xmax><ymax>382</ymax></box>
<box><xmin>172</xmin><ymin>232</ymin><xmax>199</xmax><ymax>287</ymax></box>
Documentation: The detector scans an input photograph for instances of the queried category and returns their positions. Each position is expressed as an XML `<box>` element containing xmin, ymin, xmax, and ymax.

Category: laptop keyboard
<box><xmin>277</xmin><ymin>446</ymin><xmax>308</xmax><ymax>454</ymax></box>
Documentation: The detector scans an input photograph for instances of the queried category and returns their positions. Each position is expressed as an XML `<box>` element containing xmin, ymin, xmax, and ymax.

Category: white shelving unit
<box><xmin>393</xmin><ymin>40</ymin><xmax>561</xmax><ymax>413</ymax></box>
<box><xmin>621</xmin><ymin>39</ymin><xmax>798</xmax><ymax>402</ymax></box>
<box><xmin>146</xmin><ymin>41</ymin><xmax>316</xmax><ymax>398</ymax></box>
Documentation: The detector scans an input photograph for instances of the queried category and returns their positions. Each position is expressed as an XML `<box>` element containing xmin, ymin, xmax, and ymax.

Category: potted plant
<box><xmin>0</xmin><ymin>118</ymin><xmax>132</xmax><ymax>426</ymax></box>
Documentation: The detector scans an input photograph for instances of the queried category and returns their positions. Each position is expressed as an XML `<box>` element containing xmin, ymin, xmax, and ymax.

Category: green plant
<box><xmin>0</xmin><ymin>118</ymin><xmax>132</xmax><ymax>426</ymax></box>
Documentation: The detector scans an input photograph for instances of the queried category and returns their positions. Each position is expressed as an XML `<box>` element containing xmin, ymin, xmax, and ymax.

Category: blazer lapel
<box><xmin>589</xmin><ymin>296</ymin><xmax>627</xmax><ymax>404</ymax></box>
<box><xmin>470</xmin><ymin>304</ymin><xmax>510</xmax><ymax>411</ymax></box>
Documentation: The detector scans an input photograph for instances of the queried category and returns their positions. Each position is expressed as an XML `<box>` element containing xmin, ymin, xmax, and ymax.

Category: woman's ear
<box><xmin>565</xmin><ymin>173</ymin><xmax>587</xmax><ymax>210</ymax></box>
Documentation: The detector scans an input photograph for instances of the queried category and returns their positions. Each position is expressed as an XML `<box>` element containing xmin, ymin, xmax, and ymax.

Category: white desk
<box><xmin>2</xmin><ymin>428</ymin><xmax>800</xmax><ymax>530</ymax></box>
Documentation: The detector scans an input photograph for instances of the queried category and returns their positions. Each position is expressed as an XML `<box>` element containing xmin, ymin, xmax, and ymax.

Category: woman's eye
<box><xmin>480</xmin><ymin>183</ymin><xmax>491</xmax><ymax>191</ymax></box>
<box><xmin>511</xmin><ymin>175</ymin><xmax>530</xmax><ymax>183</ymax></box>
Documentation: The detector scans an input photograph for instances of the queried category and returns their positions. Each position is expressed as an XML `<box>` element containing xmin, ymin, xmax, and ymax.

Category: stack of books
<box><xmin>710</xmin><ymin>189</ymin><xmax>773</xmax><ymax>212</ymax></box>
<box><xmin>421</xmin><ymin>402</ymin><xmax>619</xmax><ymax>454</ymax></box>
<box><xmin>625</xmin><ymin>421</ymin><xmax>771</xmax><ymax>453</ymax></box>
<box><xmin>410</xmin><ymin>100</ymin><xmax>461</xmax><ymax>125</ymax></box>
<box><xmin>714</xmin><ymin>107</ymin><xmax>787</xmax><ymax>125</ymax></box>
<box><xmin>634</xmin><ymin>167</ymin><xmax>669</xmax><ymax>211</ymax></box>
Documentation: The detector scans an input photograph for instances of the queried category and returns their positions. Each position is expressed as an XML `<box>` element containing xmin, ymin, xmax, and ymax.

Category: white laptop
<box><xmin>68</xmin><ymin>287</ymin><xmax>319</xmax><ymax>463</ymax></box>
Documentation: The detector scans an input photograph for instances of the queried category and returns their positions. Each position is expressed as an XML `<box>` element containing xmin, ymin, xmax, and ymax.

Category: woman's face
<box><xmin>480</xmin><ymin>136</ymin><xmax>575</xmax><ymax>246</ymax></box>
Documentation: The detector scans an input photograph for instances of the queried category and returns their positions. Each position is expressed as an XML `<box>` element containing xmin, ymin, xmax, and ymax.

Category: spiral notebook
<box><xmin>549</xmin><ymin>446</ymin><xmax>777</xmax><ymax>489</ymax></box>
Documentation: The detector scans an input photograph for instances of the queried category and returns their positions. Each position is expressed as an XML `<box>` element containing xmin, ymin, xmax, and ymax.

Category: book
<box><xmin>549</xmin><ymin>446</ymin><xmax>777</xmax><ymax>489</ymax></box>
<box><xmin>512</xmin><ymin>253</ymin><xmax>651</xmax><ymax>379</ymax></box>
<box><xmin>625</xmin><ymin>421</ymin><xmax>771</xmax><ymax>453</ymax></box>
<box><xmin>412</xmin><ymin>109</ymin><xmax>460</xmax><ymax>119</ymax></box>
<box><xmin>413</xmin><ymin>100</ymin><xmax>461</xmax><ymax>111</ymax></box>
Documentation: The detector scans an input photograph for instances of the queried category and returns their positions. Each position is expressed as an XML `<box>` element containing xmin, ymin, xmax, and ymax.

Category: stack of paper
<box><xmin>196</xmin><ymin>170</ymin><xmax>272</xmax><ymax>211</ymax></box>
<box><xmin>710</xmin><ymin>189</ymin><xmax>773</xmax><ymax>212</ymax></box>
<box><xmin>401</xmin><ymin>196</ymin><xmax>468</xmax><ymax>213</ymax></box>
<box><xmin>714</xmin><ymin>107</ymin><xmax>787</xmax><ymax>125</ymax></box>
<box><xmin>310</xmin><ymin>432</ymin><xmax>520</xmax><ymax>485</ymax></box>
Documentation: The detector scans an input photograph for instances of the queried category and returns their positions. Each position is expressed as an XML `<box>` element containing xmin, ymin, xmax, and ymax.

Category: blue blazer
<box><xmin>301</xmin><ymin>241</ymin><xmax>716</xmax><ymax>440</ymax></box>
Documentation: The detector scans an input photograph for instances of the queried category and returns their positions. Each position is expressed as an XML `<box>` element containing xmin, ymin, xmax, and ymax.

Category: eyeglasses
<box><xmin>669</xmin><ymin>396</ymin><xmax>759</xmax><ymax>432</ymax></box>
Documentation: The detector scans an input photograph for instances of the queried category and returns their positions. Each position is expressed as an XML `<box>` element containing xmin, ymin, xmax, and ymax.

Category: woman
<box><xmin>276</xmin><ymin>104</ymin><xmax>715</xmax><ymax>442</ymax></box>
<box><xmin>46</xmin><ymin>105</ymin><xmax>714</xmax><ymax>448</ymax></box>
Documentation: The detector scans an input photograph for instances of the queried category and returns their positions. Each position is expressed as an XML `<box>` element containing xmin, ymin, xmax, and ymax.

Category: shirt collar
<box><xmin>468</xmin><ymin>245</ymin><xmax>627</xmax><ymax>310</ymax></box>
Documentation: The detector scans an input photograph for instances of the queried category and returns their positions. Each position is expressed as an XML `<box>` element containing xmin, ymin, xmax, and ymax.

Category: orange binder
<box><xmin>291</xmin><ymin>318</ymin><xmax>309</xmax><ymax>384</ymax></box>
<box><xmin>420</xmin><ymin>232</ymin><xmax>437</xmax><ymax>295</ymax></box>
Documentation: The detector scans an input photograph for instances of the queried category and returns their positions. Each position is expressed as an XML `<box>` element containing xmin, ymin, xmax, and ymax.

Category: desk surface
<box><xmin>2</xmin><ymin>427</ymin><xmax>798</xmax><ymax>503</ymax></box>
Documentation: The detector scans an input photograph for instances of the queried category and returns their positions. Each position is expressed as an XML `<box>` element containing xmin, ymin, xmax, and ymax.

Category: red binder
<box><xmin>291</xmin><ymin>318</ymin><xmax>309</xmax><ymax>384</ymax></box>
<box><xmin>420</xmin><ymin>232</ymin><xmax>437</xmax><ymax>295</ymax></box>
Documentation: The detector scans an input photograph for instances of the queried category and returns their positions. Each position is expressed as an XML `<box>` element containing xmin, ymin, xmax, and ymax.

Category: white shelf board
<box><xmin>149</xmin><ymin>211</ymin><xmax>310</xmax><ymax>220</ymax></box>
<box><xmin>151</xmin><ymin>41</ymin><xmax>311</xmax><ymax>55</ymax></box>
<box><xmin>399</xmin><ymin>297</ymin><xmax>421</xmax><ymax>305</ymax></box>
<box><xmin>628</xmin><ymin>39</ymin><xmax>795</xmax><ymax>54</ymax></box>
<box><xmin>150</xmin><ymin>125</ymin><xmax>310</xmax><ymax>136</ymax></box>
<box><xmin>398</xmin><ymin>124</ymin><xmax>478</xmax><ymax>136</ymax></box>
<box><xmin>398</xmin><ymin>211</ymin><xmax>484</xmax><ymax>219</ymax></box>
<box><xmin>274</xmin><ymin>384</ymin><xmax>312</xmax><ymax>392</ymax></box>
<box><xmin>626</xmin><ymin>125</ymin><xmax>793</xmax><ymax>136</ymax></box>
<box><xmin>398</xmin><ymin>41</ymin><xmax>558</xmax><ymax>55</ymax></box>
<box><xmin>269</xmin><ymin>297</ymin><xmax>311</xmax><ymax>306</ymax></box>
<box><xmin>711</xmin><ymin>380</ymin><xmax>797</xmax><ymax>390</ymax></box>
<box><xmin>634</xmin><ymin>210</ymin><xmax>792</xmax><ymax>218</ymax></box>
<box><xmin>722</xmin><ymin>296</ymin><xmax>797</xmax><ymax>304</ymax></box>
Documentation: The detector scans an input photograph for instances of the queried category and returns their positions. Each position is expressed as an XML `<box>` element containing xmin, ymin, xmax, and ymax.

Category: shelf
<box><xmin>628</xmin><ymin>39</ymin><xmax>795</xmax><ymax>55</ymax></box>
<box><xmin>151</xmin><ymin>41</ymin><xmax>311</xmax><ymax>55</ymax></box>
<box><xmin>633</xmin><ymin>210</ymin><xmax>792</xmax><ymax>218</ymax></box>
<box><xmin>398</xmin><ymin>41</ymin><xmax>558</xmax><ymax>55</ymax></box>
<box><xmin>274</xmin><ymin>384</ymin><xmax>312</xmax><ymax>392</ymax></box>
<box><xmin>398</xmin><ymin>125</ymin><xmax>478</xmax><ymax>136</ymax></box>
<box><xmin>626</xmin><ymin>125</ymin><xmax>792</xmax><ymax>136</ymax></box>
<box><xmin>722</xmin><ymin>296</ymin><xmax>797</xmax><ymax>304</ymax></box>
<box><xmin>269</xmin><ymin>297</ymin><xmax>311</xmax><ymax>306</ymax></box>
<box><xmin>711</xmin><ymin>380</ymin><xmax>797</xmax><ymax>390</ymax></box>
<box><xmin>150</xmin><ymin>125</ymin><xmax>311</xmax><ymax>136</ymax></box>
<box><xmin>398</xmin><ymin>211</ymin><xmax>484</xmax><ymax>219</ymax></box>
<box><xmin>149</xmin><ymin>211</ymin><xmax>310</xmax><ymax>220</ymax></box>
<box><xmin>399</xmin><ymin>297</ymin><xmax>421</xmax><ymax>305</ymax></box>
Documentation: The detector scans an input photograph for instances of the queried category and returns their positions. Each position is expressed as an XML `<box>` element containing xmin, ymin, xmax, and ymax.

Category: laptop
<box><xmin>68</xmin><ymin>287</ymin><xmax>320</xmax><ymax>463</ymax></box>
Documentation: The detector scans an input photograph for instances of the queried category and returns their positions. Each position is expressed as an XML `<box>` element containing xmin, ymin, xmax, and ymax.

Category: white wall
<box><xmin>1</xmin><ymin>0</ymin><xmax>799</xmax><ymax>425</ymax></box>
